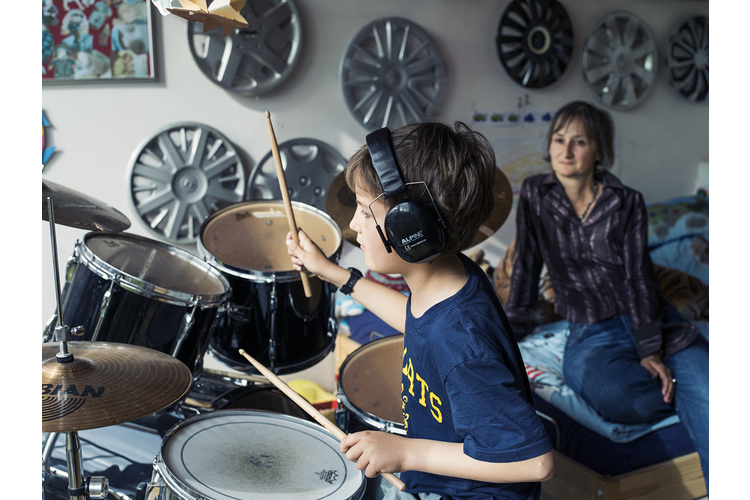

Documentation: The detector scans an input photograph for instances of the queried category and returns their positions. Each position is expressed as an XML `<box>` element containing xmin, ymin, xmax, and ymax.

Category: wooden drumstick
<box><xmin>238</xmin><ymin>348</ymin><xmax>407</xmax><ymax>491</ymax></box>
<box><xmin>265</xmin><ymin>111</ymin><xmax>313</xmax><ymax>298</ymax></box>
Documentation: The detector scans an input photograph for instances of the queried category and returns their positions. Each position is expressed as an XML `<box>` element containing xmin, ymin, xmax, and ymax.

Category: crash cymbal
<box><xmin>43</xmin><ymin>179</ymin><xmax>131</xmax><ymax>232</ymax></box>
<box><xmin>325</xmin><ymin>167</ymin><xmax>513</xmax><ymax>248</ymax></box>
<box><xmin>42</xmin><ymin>342</ymin><xmax>191</xmax><ymax>432</ymax></box>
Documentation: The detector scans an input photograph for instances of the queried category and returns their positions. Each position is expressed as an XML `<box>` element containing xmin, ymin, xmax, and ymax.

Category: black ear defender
<box><xmin>365</xmin><ymin>127</ymin><xmax>446</xmax><ymax>263</ymax></box>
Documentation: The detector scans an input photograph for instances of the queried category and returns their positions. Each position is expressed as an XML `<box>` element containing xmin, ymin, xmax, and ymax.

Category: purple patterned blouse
<box><xmin>505</xmin><ymin>171</ymin><xmax>698</xmax><ymax>360</ymax></box>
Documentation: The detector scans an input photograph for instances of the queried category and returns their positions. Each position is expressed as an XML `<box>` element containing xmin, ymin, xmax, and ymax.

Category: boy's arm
<box><xmin>341</xmin><ymin>431</ymin><xmax>554</xmax><ymax>483</ymax></box>
<box><xmin>287</xmin><ymin>230</ymin><xmax>408</xmax><ymax>333</ymax></box>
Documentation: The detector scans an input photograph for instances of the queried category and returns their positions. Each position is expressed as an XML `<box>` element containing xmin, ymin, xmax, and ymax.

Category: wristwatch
<box><xmin>340</xmin><ymin>267</ymin><xmax>363</xmax><ymax>295</ymax></box>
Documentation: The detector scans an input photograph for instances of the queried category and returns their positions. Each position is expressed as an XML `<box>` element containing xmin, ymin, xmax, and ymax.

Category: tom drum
<box><xmin>198</xmin><ymin>200</ymin><xmax>342</xmax><ymax>375</ymax></box>
<box><xmin>336</xmin><ymin>335</ymin><xmax>406</xmax><ymax>436</ymax></box>
<box><xmin>47</xmin><ymin>232</ymin><xmax>231</xmax><ymax>379</ymax></box>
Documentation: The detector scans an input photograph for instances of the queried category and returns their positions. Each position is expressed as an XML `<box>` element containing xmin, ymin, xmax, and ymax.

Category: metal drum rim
<box><xmin>197</xmin><ymin>200</ymin><xmax>343</xmax><ymax>283</ymax></box>
<box><xmin>78</xmin><ymin>231</ymin><xmax>231</xmax><ymax>307</ymax></box>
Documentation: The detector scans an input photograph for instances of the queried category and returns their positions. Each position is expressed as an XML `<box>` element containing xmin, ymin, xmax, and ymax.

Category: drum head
<box><xmin>339</xmin><ymin>335</ymin><xmax>404</xmax><ymax>425</ymax></box>
<box><xmin>199</xmin><ymin>201</ymin><xmax>342</xmax><ymax>277</ymax></box>
<box><xmin>160</xmin><ymin>410</ymin><xmax>365</xmax><ymax>500</ymax></box>
<box><xmin>82</xmin><ymin>232</ymin><xmax>229</xmax><ymax>303</ymax></box>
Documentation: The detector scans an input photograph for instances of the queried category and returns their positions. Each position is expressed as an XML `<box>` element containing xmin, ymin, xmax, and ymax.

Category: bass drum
<box><xmin>198</xmin><ymin>200</ymin><xmax>342</xmax><ymax>375</ymax></box>
<box><xmin>147</xmin><ymin>410</ymin><xmax>366</xmax><ymax>500</ymax></box>
<box><xmin>336</xmin><ymin>335</ymin><xmax>406</xmax><ymax>436</ymax></box>
<box><xmin>46</xmin><ymin>232</ymin><xmax>231</xmax><ymax>379</ymax></box>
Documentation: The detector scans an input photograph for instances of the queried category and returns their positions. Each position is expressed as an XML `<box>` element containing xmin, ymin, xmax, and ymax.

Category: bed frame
<box><xmin>542</xmin><ymin>450</ymin><xmax>706</xmax><ymax>500</ymax></box>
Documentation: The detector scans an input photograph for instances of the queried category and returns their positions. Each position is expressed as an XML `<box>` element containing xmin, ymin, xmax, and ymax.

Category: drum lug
<box><xmin>92</xmin><ymin>279</ymin><xmax>117</xmax><ymax>341</ymax></box>
<box><xmin>173</xmin><ymin>302</ymin><xmax>199</xmax><ymax>377</ymax></box>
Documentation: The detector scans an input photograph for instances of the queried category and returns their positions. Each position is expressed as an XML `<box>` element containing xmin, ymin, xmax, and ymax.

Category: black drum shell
<box><xmin>56</xmin><ymin>232</ymin><xmax>231</xmax><ymax>379</ymax></box>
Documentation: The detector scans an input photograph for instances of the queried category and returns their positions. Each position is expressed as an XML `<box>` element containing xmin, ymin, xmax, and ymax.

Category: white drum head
<box><xmin>159</xmin><ymin>410</ymin><xmax>365</xmax><ymax>500</ymax></box>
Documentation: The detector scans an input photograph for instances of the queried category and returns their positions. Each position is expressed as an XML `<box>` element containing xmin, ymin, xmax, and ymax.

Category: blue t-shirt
<box><xmin>401</xmin><ymin>254</ymin><xmax>551</xmax><ymax>500</ymax></box>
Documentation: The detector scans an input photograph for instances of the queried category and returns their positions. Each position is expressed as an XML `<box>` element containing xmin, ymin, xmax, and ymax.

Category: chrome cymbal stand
<box><xmin>45</xmin><ymin>198</ymin><xmax>108</xmax><ymax>500</ymax></box>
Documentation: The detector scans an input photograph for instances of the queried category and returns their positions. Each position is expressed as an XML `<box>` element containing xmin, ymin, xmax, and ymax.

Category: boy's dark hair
<box><xmin>346</xmin><ymin>121</ymin><xmax>496</xmax><ymax>256</ymax></box>
<box><xmin>544</xmin><ymin>101</ymin><xmax>615</xmax><ymax>170</ymax></box>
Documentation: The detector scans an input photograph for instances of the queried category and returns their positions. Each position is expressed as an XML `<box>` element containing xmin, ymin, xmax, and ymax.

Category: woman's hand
<box><xmin>340</xmin><ymin>431</ymin><xmax>408</xmax><ymax>478</ymax></box>
<box><xmin>640</xmin><ymin>353</ymin><xmax>676</xmax><ymax>404</ymax></box>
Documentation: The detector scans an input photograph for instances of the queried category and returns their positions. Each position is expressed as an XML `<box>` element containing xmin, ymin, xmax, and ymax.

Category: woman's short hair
<box><xmin>544</xmin><ymin>101</ymin><xmax>615</xmax><ymax>170</ymax></box>
<box><xmin>346</xmin><ymin>121</ymin><xmax>497</xmax><ymax>256</ymax></box>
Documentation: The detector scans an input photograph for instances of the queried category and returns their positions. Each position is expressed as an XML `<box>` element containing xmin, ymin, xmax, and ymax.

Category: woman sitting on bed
<box><xmin>504</xmin><ymin>100</ymin><xmax>709</xmax><ymax>491</ymax></box>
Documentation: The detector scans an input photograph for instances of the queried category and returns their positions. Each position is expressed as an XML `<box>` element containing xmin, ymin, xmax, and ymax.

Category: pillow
<box><xmin>646</xmin><ymin>193</ymin><xmax>709</xmax><ymax>249</ymax></box>
<box><xmin>650</xmin><ymin>236</ymin><xmax>709</xmax><ymax>287</ymax></box>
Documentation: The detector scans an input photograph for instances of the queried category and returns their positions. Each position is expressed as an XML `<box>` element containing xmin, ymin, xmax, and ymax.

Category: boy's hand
<box><xmin>340</xmin><ymin>431</ymin><xmax>407</xmax><ymax>478</ymax></box>
<box><xmin>286</xmin><ymin>229</ymin><xmax>336</xmax><ymax>281</ymax></box>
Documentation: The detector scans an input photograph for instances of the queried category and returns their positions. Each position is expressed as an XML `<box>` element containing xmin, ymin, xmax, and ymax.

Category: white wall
<box><xmin>41</xmin><ymin>0</ymin><xmax>709</xmax><ymax>327</ymax></box>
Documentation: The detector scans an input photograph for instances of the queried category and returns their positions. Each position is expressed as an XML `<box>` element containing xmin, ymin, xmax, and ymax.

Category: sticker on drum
<box><xmin>153</xmin><ymin>410</ymin><xmax>365</xmax><ymax>500</ymax></box>
<box><xmin>58</xmin><ymin>232</ymin><xmax>231</xmax><ymax>378</ymax></box>
<box><xmin>198</xmin><ymin>200</ymin><xmax>343</xmax><ymax>374</ymax></box>
<box><xmin>336</xmin><ymin>335</ymin><xmax>406</xmax><ymax>436</ymax></box>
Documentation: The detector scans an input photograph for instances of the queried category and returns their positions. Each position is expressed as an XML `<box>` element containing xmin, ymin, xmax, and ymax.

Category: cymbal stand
<box><xmin>45</xmin><ymin>198</ymin><xmax>108</xmax><ymax>500</ymax></box>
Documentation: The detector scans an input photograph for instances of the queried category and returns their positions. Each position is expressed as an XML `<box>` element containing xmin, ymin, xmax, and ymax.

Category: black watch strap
<box><xmin>340</xmin><ymin>267</ymin><xmax>363</xmax><ymax>295</ymax></box>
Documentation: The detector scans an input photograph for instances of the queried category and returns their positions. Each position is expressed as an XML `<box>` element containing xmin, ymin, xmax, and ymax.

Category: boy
<box><xmin>286</xmin><ymin>122</ymin><xmax>553</xmax><ymax>500</ymax></box>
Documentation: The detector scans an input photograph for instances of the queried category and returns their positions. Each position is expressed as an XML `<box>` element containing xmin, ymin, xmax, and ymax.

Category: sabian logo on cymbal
<box><xmin>42</xmin><ymin>384</ymin><xmax>105</xmax><ymax>422</ymax></box>
<box><xmin>42</xmin><ymin>384</ymin><xmax>104</xmax><ymax>397</ymax></box>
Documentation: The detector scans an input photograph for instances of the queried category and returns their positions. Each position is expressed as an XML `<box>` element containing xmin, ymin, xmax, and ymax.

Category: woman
<box><xmin>504</xmin><ymin>101</ymin><xmax>709</xmax><ymax>491</ymax></box>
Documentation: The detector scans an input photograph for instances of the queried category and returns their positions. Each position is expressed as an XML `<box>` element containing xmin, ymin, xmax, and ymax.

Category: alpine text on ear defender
<box><xmin>365</xmin><ymin>127</ymin><xmax>446</xmax><ymax>263</ymax></box>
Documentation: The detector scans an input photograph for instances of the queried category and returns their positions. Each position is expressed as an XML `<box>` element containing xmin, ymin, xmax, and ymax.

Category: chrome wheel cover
<box><xmin>340</xmin><ymin>17</ymin><xmax>444</xmax><ymax>131</ymax></box>
<box><xmin>127</xmin><ymin>123</ymin><xmax>247</xmax><ymax>244</ymax></box>
<box><xmin>245</xmin><ymin>138</ymin><xmax>347</xmax><ymax>211</ymax></box>
<box><xmin>495</xmin><ymin>0</ymin><xmax>574</xmax><ymax>88</ymax></box>
<box><xmin>665</xmin><ymin>16</ymin><xmax>708</xmax><ymax>102</ymax></box>
<box><xmin>188</xmin><ymin>0</ymin><xmax>302</xmax><ymax>96</ymax></box>
<box><xmin>582</xmin><ymin>11</ymin><xmax>657</xmax><ymax>110</ymax></box>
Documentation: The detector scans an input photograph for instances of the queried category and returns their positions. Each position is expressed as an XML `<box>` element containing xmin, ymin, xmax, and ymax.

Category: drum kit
<box><xmin>41</xmin><ymin>120</ymin><xmax>514</xmax><ymax>499</ymax></box>
<box><xmin>41</xmin><ymin>177</ymin><xmax>366</xmax><ymax>500</ymax></box>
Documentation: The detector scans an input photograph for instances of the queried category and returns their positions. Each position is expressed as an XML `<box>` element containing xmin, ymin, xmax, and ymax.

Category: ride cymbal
<box><xmin>324</xmin><ymin>167</ymin><xmax>513</xmax><ymax>248</ymax></box>
<box><xmin>42</xmin><ymin>342</ymin><xmax>191</xmax><ymax>432</ymax></box>
<box><xmin>43</xmin><ymin>179</ymin><xmax>131</xmax><ymax>232</ymax></box>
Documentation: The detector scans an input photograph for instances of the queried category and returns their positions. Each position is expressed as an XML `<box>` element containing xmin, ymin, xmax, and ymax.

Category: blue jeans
<box><xmin>562</xmin><ymin>312</ymin><xmax>709</xmax><ymax>492</ymax></box>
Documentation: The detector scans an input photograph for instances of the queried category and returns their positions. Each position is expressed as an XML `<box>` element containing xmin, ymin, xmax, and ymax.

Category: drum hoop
<box><xmin>157</xmin><ymin>409</ymin><xmax>365</xmax><ymax>500</ymax></box>
<box><xmin>78</xmin><ymin>232</ymin><xmax>231</xmax><ymax>307</ymax></box>
<box><xmin>336</xmin><ymin>391</ymin><xmax>407</xmax><ymax>436</ymax></box>
<box><xmin>337</xmin><ymin>335</ymin><xmax>406</xmax><ymax>434</ymax></box>
<box><xmin>197</xmin><ymin>200</ymin><xmax>343</xmax><ymax>282</ymax></box>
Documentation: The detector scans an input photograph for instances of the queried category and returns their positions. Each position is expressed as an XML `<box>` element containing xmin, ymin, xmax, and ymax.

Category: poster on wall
<box><xmin>42</xmin><ymin>0</ymin><xmax>155</xmax><ymax>83</ymax></box>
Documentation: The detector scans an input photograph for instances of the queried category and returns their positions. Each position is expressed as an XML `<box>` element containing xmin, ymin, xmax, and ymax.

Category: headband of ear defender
<box><xmin>365</xmin><ymin>127</ymin><xmax>446</xmax><ymax>263</ymax></box>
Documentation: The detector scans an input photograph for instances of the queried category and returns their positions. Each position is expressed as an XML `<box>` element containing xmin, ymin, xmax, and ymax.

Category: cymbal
<box><xmin>42</xmin><ymin>179</ymin><xmax>131</xmax><ymax>232</ymax></box>
<box><xmin>325</xmin><ymin>167</ymin><xmax>513</xmax><ymax>248</ymax></box>
<box><xmin>42</xmin><ymin>342</ymin><xmax>191</xmax><ymax>433</ymax></box>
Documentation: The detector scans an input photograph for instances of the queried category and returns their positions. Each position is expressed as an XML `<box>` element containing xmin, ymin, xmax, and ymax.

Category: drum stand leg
<box><xmin>268</xmin><ymin>282</ymin><xmax>278</xmax><ymax>371</ymax></box>
<box><xmin>65</xmin><ymin>431</ymin><xmax>86</xmax><ymax>500</ymax></box>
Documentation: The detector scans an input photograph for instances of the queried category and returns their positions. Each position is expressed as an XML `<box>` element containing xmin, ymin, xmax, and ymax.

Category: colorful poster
<box><xmin>42</xmin><ymin>0</ymin><xmax>155</xmax><ymax>83</ymax></box>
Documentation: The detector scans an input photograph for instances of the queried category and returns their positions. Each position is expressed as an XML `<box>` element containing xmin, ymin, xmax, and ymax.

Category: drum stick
<box><xmin>238</xmin><ymin>348</ymin><xmax>407</xmax><ymax>491</ymax></box>
<box><xmin>265</xmin><ymin>111</ymin><xmax>313</xmax><ymax>298</ymax></box>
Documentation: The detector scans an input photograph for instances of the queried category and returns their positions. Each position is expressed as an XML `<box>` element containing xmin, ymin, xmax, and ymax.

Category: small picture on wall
<box><xmin>42</xmin><ymin>0</ymin><xmax>155</xmax><ymax>83</ymax></box>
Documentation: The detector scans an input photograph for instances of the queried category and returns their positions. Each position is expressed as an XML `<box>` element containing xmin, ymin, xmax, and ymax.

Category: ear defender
<box><xmin>365</xmin><ymin>128</ymin><xmax>446</xmax><ymax>263</ymax></box>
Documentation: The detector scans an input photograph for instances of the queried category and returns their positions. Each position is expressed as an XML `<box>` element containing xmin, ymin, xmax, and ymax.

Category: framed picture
<box><xmin>42</xmin><ymin>0</ymin><xmax>156</xmax><ymax>83</ymax></box>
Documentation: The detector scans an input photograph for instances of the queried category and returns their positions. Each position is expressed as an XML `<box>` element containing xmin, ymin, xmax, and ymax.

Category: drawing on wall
<box><xmin>43</xmin><ymin>112</ymin><xmax>56</xmax><ymax>170</ymax></box>
<box><xmin>42</xmin><ymin>0</ymin><xmax>155</xmax><ymax>83</ymax></box>
<box><xmin>490</xmin><ymin>137</ymin><xmax>551</xmax><ymax>202</ymax></box>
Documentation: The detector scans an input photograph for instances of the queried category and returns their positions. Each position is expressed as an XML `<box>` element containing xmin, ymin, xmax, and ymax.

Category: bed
<box><xmin>495</xmin><ymin>192</ymin><xmax>709</xmax><ymax>500</ymax></box>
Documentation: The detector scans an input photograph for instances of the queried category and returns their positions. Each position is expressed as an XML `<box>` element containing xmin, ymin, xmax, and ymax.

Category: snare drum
<box><xmin>336</xmin><ymin>335</ymin><xmax>406</xmax><ymax>436</ymax></box>
<box><xmin>198</xmin><ymin>200</ymin><xmax>342</xmax><ymax>374</ymax></box>
<box><xmin>148</xmin><ymin>410</ymin><xmax>366</xmax><ymax>500</ymax></box>
<box><xmin>51</xmin><ymin>232</ymin><xmax>231</xmax><ymax>378</ymax></box>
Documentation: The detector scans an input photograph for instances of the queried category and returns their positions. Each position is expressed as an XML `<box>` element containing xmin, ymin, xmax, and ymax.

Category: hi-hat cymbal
<box><xmin>42</xmin><ymin>179</ymin><xmax>131</xmax><ymax>232</ymax></box>
<box><xmin>325</xmin><ymin>167</ymin><xmax>513</xmax><ymax>248</ymax></box>
<box><xmin>42</xmin><ymin>342</ymin><xmax>191</xmax><ymax>433</ymax></box>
